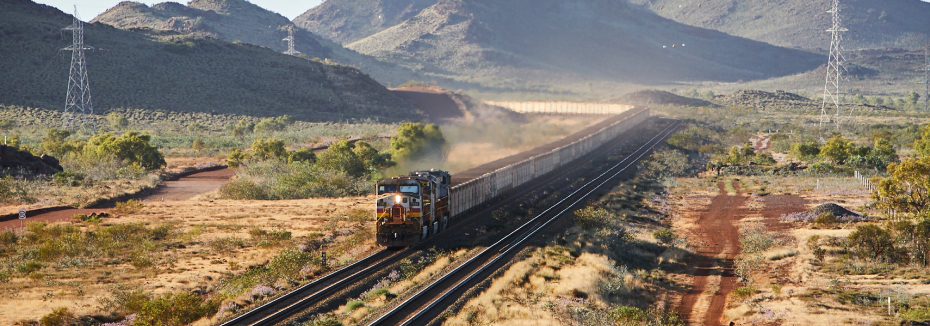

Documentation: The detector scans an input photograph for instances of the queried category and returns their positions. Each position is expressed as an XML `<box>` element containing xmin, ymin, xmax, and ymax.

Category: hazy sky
<box><xmin>33</xmin><ymin>0</ymin><xmax>324</xmax><ymax>20</ymax></box>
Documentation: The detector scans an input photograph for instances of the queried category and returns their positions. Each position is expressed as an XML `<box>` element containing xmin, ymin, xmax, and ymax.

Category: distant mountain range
<box><xmin>332</xmin><ymin>0</ymin><xmax>824</xmax><ymax>84</ymax></box>
<box><xmin>0</xmin><ymin>0</ymin><xmax>417</xmax><ymax>121</ymax></box>
<box><xmin>626</xmin><ymin>0</ymin><xmax>930</xmax><ymax>51</ymax></box>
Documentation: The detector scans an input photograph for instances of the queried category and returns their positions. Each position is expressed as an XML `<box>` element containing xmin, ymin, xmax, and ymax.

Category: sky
<box><xmin>33</xmin><ymin>0</ymin><xmax>324</xmax><ymax>20</ymax></box>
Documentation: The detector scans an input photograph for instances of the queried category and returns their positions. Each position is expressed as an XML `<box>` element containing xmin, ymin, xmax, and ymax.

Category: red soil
<box><xmin>678</xmin><ymin>182</ymin><xmax>748</xmax><ymax>326</ymax></box>
<box><xmin>0</xmin><ymin>168</ymin><xmax>234</xmax><ymax>230</ymax></box>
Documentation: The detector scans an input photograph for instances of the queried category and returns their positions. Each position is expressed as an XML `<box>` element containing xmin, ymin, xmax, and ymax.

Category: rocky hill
<box><xmin>93</xmin><ymin>0</ymin><xmax>335</xmax><ymax>58</ymax></box>
<box><xmin>0</xmin><ymin>0</ymin><xmax>417</xmax><ymax>122</ymax></box>
<box><xmin>626</xmin><ymin>0</ymin><xmax>930</xmax><ymax>51</ymax></box>
<box><xmin>340</xmin><ymin>0</ymin><xmax>823</xmax><ymax>85</ymax></box>
<box><xmin>294</xmin><ymin>0</ymin><xmax>437</xmax><ymax>45</ymax></box>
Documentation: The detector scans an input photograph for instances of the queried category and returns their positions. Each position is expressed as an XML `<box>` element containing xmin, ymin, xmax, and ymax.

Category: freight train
<box><xmin>375</xmin><ymin>170</ymin><xmax>451</xmax><ymax>247</ymax></box>
<box><xmin>373</xmin><ymin>108</ymin><xmax>651</xmax><ymax>248</ymax></box>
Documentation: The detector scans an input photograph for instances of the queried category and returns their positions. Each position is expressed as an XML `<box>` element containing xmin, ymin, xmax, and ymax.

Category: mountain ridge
<box><xmin>0</xmin><ymin>0</ymin><xmax>418</xmax><ymax>122</ymax></box>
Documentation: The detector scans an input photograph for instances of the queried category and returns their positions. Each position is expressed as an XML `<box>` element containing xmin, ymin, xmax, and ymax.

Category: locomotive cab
<box><xmin>375</xmin><ymin>170</ymin><xmax>451</xmax><ymax>247</ymax></box>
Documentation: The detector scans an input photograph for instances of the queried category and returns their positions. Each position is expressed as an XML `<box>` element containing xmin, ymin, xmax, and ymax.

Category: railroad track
<box><xmin>367</xmin><ymin>119</ymin><xmax>683</xmax><ymax>326</ymax></box>
<box><xmin>221</xmin><ymin>116</ymin><xmax>671</xmax><ymax>326</ymax></box>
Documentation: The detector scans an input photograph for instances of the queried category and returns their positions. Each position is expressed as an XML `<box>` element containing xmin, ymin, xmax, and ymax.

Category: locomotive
<box><xmin>375</xmin><ymin>170</ymin><xmax>452</xmax><ymax>247</ymax></box>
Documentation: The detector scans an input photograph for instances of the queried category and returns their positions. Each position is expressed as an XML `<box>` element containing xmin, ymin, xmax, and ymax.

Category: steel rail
<box><xmin>369</xmin><ymin>119</ymin><xmax>682</xmax><ymax>326</ymax></box>
<box><xmin>222</xmin><ymin>115</ymin><xmax>658</xmax><ymax>326</ymax></box>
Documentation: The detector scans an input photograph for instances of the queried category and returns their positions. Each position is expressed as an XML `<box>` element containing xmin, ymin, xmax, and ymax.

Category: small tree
<box><xmin>83</xmin><ymin>132</ymin><xmax>165</xmax><ymax>170</ymax></box>
<box><xmin>317</xmin><ymin>139</ymin><xmax>366</xmax><ymax>177</ymax></box>
<box><xmin>107</xmin><ymin>112</ymin><xmax>129</xmax><ymax>130</ymax></box>
<box><xmin>389</xmin><ymin>123</ymin><xmax>445</xmax><ymax>162</ymax></box>
<box><xmin>250</xmin><ymin>137</ymin><xmax>287</xmax><ymax>160</ymax></box>
<box><xmin>821</xmin><ymin>135</ymin><xmax>853</xmax><ymax>164</ymax></box>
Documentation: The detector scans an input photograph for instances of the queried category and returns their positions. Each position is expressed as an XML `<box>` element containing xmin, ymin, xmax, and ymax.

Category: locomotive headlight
<box><xmin>395</xmin><ymin>195</ymin><xmax>401</xmax><ymax>203</ymax></box>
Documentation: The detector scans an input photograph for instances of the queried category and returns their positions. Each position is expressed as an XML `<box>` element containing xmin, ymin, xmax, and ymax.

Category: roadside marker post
<box><xmin>18</xmin><ymin>207</ymin><xmax>26</xmax><ymax>228</ymax></box>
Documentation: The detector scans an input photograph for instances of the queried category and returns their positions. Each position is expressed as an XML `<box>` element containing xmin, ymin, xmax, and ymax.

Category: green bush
<box><xmin>574</xmin><ymin>206</ymin><xmax>611</xmax><ymax>230</ymax></box>
<box><xmin>218</xmin><ymin>178</ymin><xmax>268</xmax><ymax>200</ymax></box>
<box><xmin>814</xmin><ymin>212</ymin><xmax>839</xmax><ymax>225</ymax></box>
<box><xmin>389</xmin><ymin>122</ymin><xmax>445</xmax><ymax>162</ymax></box>
<box><xmin>53</xmin><ymin>171</ymin><xmax>84</xmax><ymax>186</ymax></box>
<box><xmin>653</xmin><ymin>229</ymin><xmax>677</xmax><ymax>246</ymax></box>
<box><xmin>733</xmin><ymin>286</ymin><xmax>758</xmax><ymax>299</ymax></box>
<box><xmin>345</xmin><ymin>300</ymin><xmax>366</xmax><ymax>312</ymax></box>
<box><xmin>608</xmin><ymin>306</ymin><xmax>646</xmax><ymax>323</ymax></box>
<box><xmin>83</xmin><ymin>132</ymin><xmax>165</xmax><ymax>170</ymax></box>
<box><xmin>253</xmin><ymin>115</ymin><xmax>294</xmax><ymax>133</ymax></box>
<box><xmin>107</xmin><ymin>112</ymin><xmax>129</xmax><ymax>130</ymax></box>
<box><xmin>132</xmin><ymin>292</ymin><xmax>219</xmax><ymax>326</ymax></box>
<box><xmin>39</xmin><ymin>307</ymin><xmax>76</xmax><ymax>326</ymax></box>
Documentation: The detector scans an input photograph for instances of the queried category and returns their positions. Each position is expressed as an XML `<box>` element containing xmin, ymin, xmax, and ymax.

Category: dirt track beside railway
<box><xmin>0</xmin><ymin>167</ymin><xmax>234</xmax><ymax>229</ymax></box>
<box><xmin>678</xmin><ymin>182</ymin><xmax>747</xmax><ymax>326</ymax></box>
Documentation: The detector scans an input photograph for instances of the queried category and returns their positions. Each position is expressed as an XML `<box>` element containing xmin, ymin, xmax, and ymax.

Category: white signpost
<box><xmin>18</xmin><ymin>208</ymin><xmax>26</xmax><ymax>228</ymax></box>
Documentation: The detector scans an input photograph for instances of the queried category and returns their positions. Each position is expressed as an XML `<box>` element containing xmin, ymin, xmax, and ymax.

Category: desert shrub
<box><xmin>71</xmin><ymin>213</ymin><xmax>101</xmax><ymax>224</ymax></box>
<box><xmin>132</xmin><ymin>292</ymin><xmax>219</xmax><ymax>326</ymax></box>
<box><xmin>253</xmin><ymin>115</ymin><xmax>294</xmax><ymax>133</ymax></box>
<box><xmin>107</xmin><ymin>112</ymin><xmax>129</xmax><ymax>130</ymax></box>
<box><xmin>218</xmin><ymin>178</ymin><xmax>268</xmax><ymax>200</ymax></box>
<box><xmin>641</xmin><ymin>148</ymin><xmax>691</xmax><ymax>177</ymax></box>
<box><xmin>574</xmin><ymin>206</ymin><xmax>611</xmax><ymax>230</ymax></box>
<box><xmin>191</xmin><ymin>139</ymin><xmax>205</xmax><ymax>150</ymax></box>
<box><xmin>0</xmin><ymin>229</ymin><xmax>18</xmax><ymax>246</ymax></box>
<box><xmin>267</xmin><ymin>249</ymin><xmax>316</xmax><ymax>282</ymax></box>
<box><xmin>847</xmin><ymin>224</ymin><xmax>906</xmax><ymax>264</ymax></box>
<box><xmin>814</xmin><ymin>212</ymin><xmax>839</xmax><ymax>226</ymax></box>
<box><xmin>0</xmin><ymin>175</ymin><xmax>34</xmax><ymax>205</ymax></box>
<box><xmin>353</xmin><ymin>141</ymin><xmax>395</xmax><ymax>171</ymax></box>
<box><xmin>40</xmin><ymin>307</ymin><xmax>76</xmax><ymax>326</ymax></box>
<box><xmin>901</xmin><ymin>306</ymin><xmax>930</xmax><ymax>320</ymax></box>
<box><xmin>733</xmin><ymin>286</ymin><xmax>758</xmax><ymax>299</ymax></box>
<box><xmin>209</xmin><ymin>237</ymin><xmax>245</xmax><ymax>253</ymax></box>
<box><xmin>302</xmin><ymin>316</ymin><xmax>344</xmax><ymax>326</ymax></box>
<box><xmin>229</xmin><ymin>119</ymin><xmax>254</xmax><ymax>138</ymax></box>
<box><xmin>53</xmin><ymin>171</ymin><xmax>84</xmax><ymax>186</ymax></box>
<box><xmin>249</xmin><ymin>228</ymin><xmax>291</xmax><ymax>244</ymax></box>
<box><xmin>287</xmin><ymin>147</ymin><xmax>316</xmax><ymax>164</ymax></box>
<box><xmin>653</xmin><ymin>229</ymin><xmax>677</xmax><ymax>246</ymax></box>
<box><xmin>608</xmin><ymin>306</ymin><xmax>646</xmax><ymax>323</ymax></box>
<box><xmin>739</xmin><ymin>223</ymin><xmax>775</xmax><ymax>254</ymax></box>
<box><xmin>345</xmin><ymin>300</ymin><xmax>366</xmax><ymax>313</ymax></box>
<box><xmin>754</xmin><ymin>153</ymin><xmax>777</xmax><ymax>165</ymax></box>
<box><xmin>112</xmin><ymin>199</ymin><xmax>145</xmax><ymax>214</ymax></box>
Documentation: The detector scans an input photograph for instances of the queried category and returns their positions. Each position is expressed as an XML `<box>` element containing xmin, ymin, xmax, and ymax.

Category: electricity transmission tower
<box><xmin>283</xmin><ymin>25</ymin><xmax>300</xmax><ymax>56</ymax></box>
<box><xmin>921</xmin><ymin>45</ymin><xmax>930</xmax><ymax>110</ymax></box>
<box><xmin>62</xmin><ymin>6</ymin><xmax>95</xmax><ymax>132</ymax></box>
<box><xmin>819</xmin><ymin>0</ymin><xmax>848</xmax><ymax>130</ymax></box>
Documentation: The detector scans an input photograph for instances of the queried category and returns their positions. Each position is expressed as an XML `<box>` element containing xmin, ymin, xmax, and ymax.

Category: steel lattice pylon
<box><xmin>820</xmin><ymin>0</ymin><xmax>848</xmax><ymax>130</ymax></box>
<box><xmin>922</xmin><ymin>46</ymin><xmax>930</xmax><ymax>110</ymax></box>
<box><xmin>62</xmin><ymin>6</ymin><xmax>95</xmax><ymax>132</ymax></box>
<box><xmin>283</xmin><ymin>25</ymin><xmax>300</xmax><ymax>56</ymax></box>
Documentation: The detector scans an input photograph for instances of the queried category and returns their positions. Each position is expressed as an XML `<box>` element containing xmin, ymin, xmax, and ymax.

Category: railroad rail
<box><xmin>368</xmin><ymin>119</ymin><xmax>683</xmax><ymax>326</ymax></box>
<box><xmin>221</xmin><ymin>109</ymin><xmax>653</xmax><ymax>326</ymax></box>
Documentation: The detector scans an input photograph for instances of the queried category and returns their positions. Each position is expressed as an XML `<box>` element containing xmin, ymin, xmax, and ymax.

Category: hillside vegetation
<box><xmin>92</xmin><ymin>0</ymin><xmax>471</xmax><ymax>91</ymax></box>
<box><xmin>330</xmin><ymin>0</ymin><xmax>823</xmax><ymax>86</ymax></box>
<box><xmin>0</xmin><ymin>0</ymin><xmax>417</xmax><ymax>122</ymax></box>
<box><xmin>627</xmin><ymin>0</ymin><xmax>930</xmax><ymax>51</ymax></box>
<box><xmin>294</xmin><ymin>0</ymin><xmax>437</xmax><ymax>45</ymax></box>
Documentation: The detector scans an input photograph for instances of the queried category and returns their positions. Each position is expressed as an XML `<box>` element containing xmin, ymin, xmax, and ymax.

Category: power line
<box><xmin>820</xmin><ymin>0</ymin><xmax>848</xmax><ymax>131</ymax></box>
<box><xmin>62</xmin><ymin>6</ymin><xmax>95</xmax><ymax>132</ymax></box>
<box><xmin>921</xmin><ymin>45</ymin><xmax>930</xmax><ymax>110</ymax></box>
<box><xmin>283</xmin><ymin>25</ymin><xmax>300</xmax><ymax>56</ymax></box>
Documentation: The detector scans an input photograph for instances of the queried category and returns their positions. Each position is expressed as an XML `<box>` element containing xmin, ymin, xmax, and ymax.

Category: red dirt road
<box><xmin>678</xmin><ymin>182</ymin><xmax>748</xmax><ymax>326</ymax></box>
<box><xmin>0</xmin><ymin>168</ymin><xmax>234</xmax><ymax>230</ymax></box>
